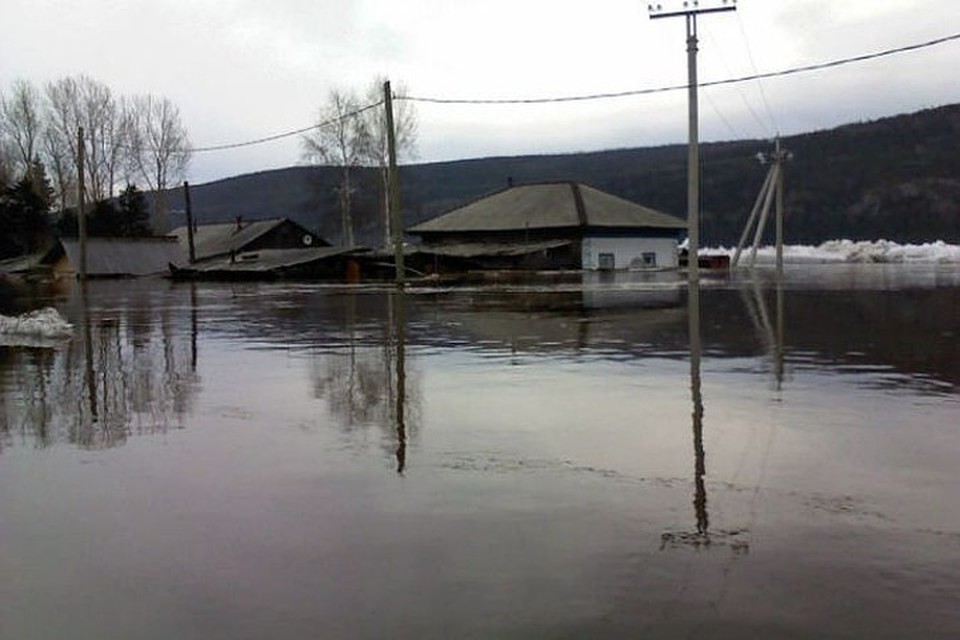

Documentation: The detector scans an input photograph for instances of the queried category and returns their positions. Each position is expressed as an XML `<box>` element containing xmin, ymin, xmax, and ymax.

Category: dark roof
<box><xmin>60</xmin><ymin>238</ymin><xmax>185</xmax><ymax>276</ymax></box>
<box><xmin>169</xmin><ymin>218</ymin><xmax>321</xmax><ymax>261</ymax></box>
<box><xmin>172</xmin><ymin>246</ymin><xmax>357</xmax><ymax>274</ymax></box>
<box><xmin>0</xmin><ymin>250</ymin><xmax>51</xmax><ymax>274</ymax></box>
<box><xmin>409</xmin><ymin>239</ymin><xmax>573</xmax><ymax>258</ymax></box>
<box><xmin>0</xmin><ymin>239</ymin><xmax>65</xmax><ymax>274</ymax></box>
<box><xmin>408</xmin><ymin>182</ymin><xmax>685</xmax><ymax>234</ymax></box>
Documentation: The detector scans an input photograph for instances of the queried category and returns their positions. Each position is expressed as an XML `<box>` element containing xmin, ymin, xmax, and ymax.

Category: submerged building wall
<box><xmin>581</xmin><ymin>236</ymin><xmax>678</xmax><ymax>270</ymax></box>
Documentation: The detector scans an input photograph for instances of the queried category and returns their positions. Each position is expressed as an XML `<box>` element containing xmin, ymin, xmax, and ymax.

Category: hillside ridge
<box><xmin>166</xmin><ymin>104</ymin><xmax>960</xmax><ymax>246</ymax></box>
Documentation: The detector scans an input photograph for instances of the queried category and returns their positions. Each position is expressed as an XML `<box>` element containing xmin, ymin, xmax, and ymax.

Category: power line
<box><xmin>399</xmin><ymin>31</ymin><xmax>960</xmax><ymax>105</ymax></box>
<box><xmin>187</xmin><ymin>30</ymin><xmax>959</xmax><ymax>153</ymax></box>
<box><xmin>702</xmin><ymin>24</ymin><xmax>772</xmax><ymax>139</ymax></box>
<box><xmin>702</xmin><ymin>86</ymin><xmax>744</xmax><ymax>140</ymax></box>
<box><xmin>191</xmin><ymin>101</ymin><xmax>384</xmax><ymax>154</ymax></box>
<box><xmin>735</xmin><ymin>11</ymin><xmax>779</xmax><ymax>135</ymax></box>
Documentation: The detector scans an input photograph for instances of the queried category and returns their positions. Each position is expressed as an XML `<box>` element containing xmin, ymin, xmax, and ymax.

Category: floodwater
<box><xmin>1</xmin><ymin>265</ymin><xmax>958</xmax><ymax>639</ymax></box>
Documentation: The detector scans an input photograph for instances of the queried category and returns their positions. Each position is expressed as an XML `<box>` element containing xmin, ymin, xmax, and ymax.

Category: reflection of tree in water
<box><xmin>308</xmin><ymin>293</ymin><xmax>420</xmax><ymax>466</ymax></box>
<box><xmin>0</xmin><ymin>347</ymin><xmax>58</xmax><ymax>449</ymax></box>
<box><xmin>0</xmin><ymin>295</ymin><xmax>201</xmax><ymax>452</ymax></box>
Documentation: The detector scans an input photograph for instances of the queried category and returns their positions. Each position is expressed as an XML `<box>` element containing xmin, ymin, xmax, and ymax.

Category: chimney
<box><xmin>507</xmin><ymin>176</ymin><xmax>514</xmax><ymax>187</ymax></box>
<box><xmin>235</xmin><ymin>215</ymin><xmax>243</xmax><ymax>231</ymax></box>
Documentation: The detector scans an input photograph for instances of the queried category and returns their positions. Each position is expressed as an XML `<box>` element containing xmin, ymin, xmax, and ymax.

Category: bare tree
<box><xmin>0</xmin><ymin>79</ymin><xmax>44</xmax><ymax>176</ymax></box>
<box><xmin>0</xmin><ymin>144</ymin><xmax>14</xmax><ymax>187</ymax></box>
<box><xmin>363</xmin><ymin>78</ymin><xmax>418</xmax><ymax>245</ymax></box>
<box><xmin>40</xmin><ymin>76</ymin><xmax>131</xmax><ymax>205</ymax></box>
<box><xmin>76</xmin><ymin>76</ymin><xmax>123</xmax><ymax>201</ymax></box>
<box><xmin>0</xmin><ymin>117</ymin><xmax>16</xmax><ymax>186</ymax></box>
<box><xmin>127</xmin><ymin>94</ymin><xmax>191</xmax><ymax>229</ymax></box>
<box><xmin>43</xmin><ymin>76</ymin><xmax>82</xmax><ymax>210</ymax></box>
<box><xmin>302</xmin><ymin>90</ymin><xmax>372</xmax><ymax>247</ymax></box>
<box><xmin>41</xmin><ymin>126</ymin><xmax>75</xmax><ymax>211</ymax></box>
<box><xmin>7</xmin><ymin>75</ymin><xmax>190</xmax><ymax>219</ymax></box>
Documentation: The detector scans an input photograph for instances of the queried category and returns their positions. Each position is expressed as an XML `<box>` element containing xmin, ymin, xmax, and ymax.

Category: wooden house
<box><xmin>58</xmin><ymin>237</ymin><xmax>184</xmax><ymax>278</ymax></box>
<box><xmin>167</xmin><ymin>217</ymin><xmax>367</xmax><ymax>280</ymax></box>
<box><xmin>169</xmin><ymin>217</ymin><xmax>328</xmax><ymax>263</ymax></box>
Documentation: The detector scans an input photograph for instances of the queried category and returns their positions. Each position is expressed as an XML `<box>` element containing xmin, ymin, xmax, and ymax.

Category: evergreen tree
<box><xmin>67</xmin><ymin>185</ymin><xmax>153</xmax><ymax>238</ymax></box>
<box><xmin>87</xmin><ymin>199</ymin><xmax>123</xmax><ymax>237</ymax></box>
<box><xmin>0</xmin><ymin>162</ymin><xmax>53</xmax><ymax>258</ymax></box>
<box><xmin>117</xmin><ymin>184</ymin><xmax>151</xmax><ymax>237</ymax></box>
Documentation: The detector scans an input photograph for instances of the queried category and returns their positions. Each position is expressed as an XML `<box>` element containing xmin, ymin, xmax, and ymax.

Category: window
<box><xmin>642</xmin><ymin>252</ymin><xmax>657</xmax><ymax>267</ymax></box>
<box><xmin>598</xmin><ymin>253</ymin><xmax>615</xmax><ymax>270</ymax></box>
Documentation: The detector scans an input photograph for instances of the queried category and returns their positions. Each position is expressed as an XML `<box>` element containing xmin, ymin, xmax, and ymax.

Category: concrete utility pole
<box><xmin>649</xmin><ymin>0</ymin><xmax>737</xmax><ymax>280</ymax></box>
<box><xmin>77</xmin><ymin>126</ymin><xmax>87</xmax><ymax>281</ymax></box>
<box><xmin>731</xmin><ymin>138</ymin><xmax>791</xmax><ymax>270</ymax></box>
<box><xmin>383</xmin><ymin>80</ymin><xmax>405</xmax><ymax>285</ymax></box>
<box><xmin>774</xmin><ymin>137</ymin><xmax>786</xmax><ymax>276</ymax></box>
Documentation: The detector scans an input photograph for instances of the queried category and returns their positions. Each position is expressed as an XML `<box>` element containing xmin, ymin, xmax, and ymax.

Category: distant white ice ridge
<box><xmin>705</xmin><ymin>240</ymin><xmax>960</xmax><ymax>264</ymax></box>
<box><xmin>0</xmin><ymin>307</ymin><xmax>73</xmax><ymax>343</ymax></box>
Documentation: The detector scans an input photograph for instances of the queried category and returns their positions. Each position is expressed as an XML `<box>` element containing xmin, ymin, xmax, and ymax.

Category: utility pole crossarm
<box><xmin>647</xmin><ymin>0</ymin><xmax>737</xmax><ymax>19</ymax></box>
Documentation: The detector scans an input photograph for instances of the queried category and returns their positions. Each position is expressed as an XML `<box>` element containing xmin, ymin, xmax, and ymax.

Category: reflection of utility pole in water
<box><xmin>663</xmin><ymin>279</ymin><xmax>755</xmax><ymax>553</ymax></box>
<box><xmin>346</xmin><ymin>293</ymin><xmax>358</xmax><ymax>422</ymax></box>
<box><xmin>77</xmin><ymin>128</ymin><xmax>87</xmax><ymax>281</ymax></box>
<box><xmin>393</xmin><ymin>288</ymin><xmax>407</xmax><ymax>473</ymax></box>
<box><xmin>81</xmin><ymin>282</ymin><xmax>98</xmax><ymax>426</ymax></box>
<box><xmin>774</xmin><ymin>280</ymin><xmax>785</xmax><ymax>390</ymax></box>
<box><xmin>661</xmin><ymin>275</ymin><xmax>711</xmax><ymax>548</ymax></box>
<box><xmin>190</xmin><ymin>283</ymin><xmax>199</xmax><ymax>372</ymax></box>
<box><xmin>689</xmin><ymin>277</ymin><xmax>708</xmax><ymax>537</ymax></box>
<box><xmin>739</xmin><ymin>275</ymin><xmax>786</xmax><ymax>389</ymax></box>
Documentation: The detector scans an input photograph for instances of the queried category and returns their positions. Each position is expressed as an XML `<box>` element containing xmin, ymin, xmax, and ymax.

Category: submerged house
<box><xmin>61</xmin><ymin>237</ymin><xmax>185</xmax><ymax>277</ymax></box>
<box><xmin>167</xmin><ymin>217</ymin><xmax>360</xmax><ymax>279</ymax></box>
<box><xmin>407</xmin><ymin>181</ymin><xmax>686</xmax><ymax>272</ymax></box>
<box><xmin>169</xmin><ymin>217</ymin><xmax>328</xmax><ymax>262</ymax></box>
<box><xmin>1</xmin><ymin>236</ymin><xmax>183</xmax><ymax>280</ymax></box>
<box><xmin>0</xmin><ymin>240</ymin><xmax>68</xmax><ymax>280</ymax></box>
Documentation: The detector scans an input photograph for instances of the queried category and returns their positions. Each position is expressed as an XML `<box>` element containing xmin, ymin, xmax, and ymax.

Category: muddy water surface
<box><xmin>1</xmin><ymin>265</ymin><xmax>958</xmax><ymax>639</ymax></box>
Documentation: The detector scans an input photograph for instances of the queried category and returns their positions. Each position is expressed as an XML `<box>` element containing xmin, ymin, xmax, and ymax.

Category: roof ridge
<box><xmin>569</xmin><ymin>182</ymin><xmax>588</xmax><ymax>227</ymax></box>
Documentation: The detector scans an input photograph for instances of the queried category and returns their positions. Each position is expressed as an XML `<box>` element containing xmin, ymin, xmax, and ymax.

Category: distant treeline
<box><xmin>167</xmin><ymin>104</ymin><xmax>960</xmax><ymax>246</ymax></box>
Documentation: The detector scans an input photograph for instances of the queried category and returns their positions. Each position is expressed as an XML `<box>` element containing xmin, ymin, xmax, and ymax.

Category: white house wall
<box><xmin>581</xmin><ymin>236</ymin><xmax>679</xmax><ymax>270</ymax></box>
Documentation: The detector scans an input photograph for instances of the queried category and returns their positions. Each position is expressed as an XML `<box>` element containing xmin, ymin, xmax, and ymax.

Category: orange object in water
<box><xmin>345</xmin><ymin>259</ymin><xmax>361</xmax><ymax>284</ymax></box>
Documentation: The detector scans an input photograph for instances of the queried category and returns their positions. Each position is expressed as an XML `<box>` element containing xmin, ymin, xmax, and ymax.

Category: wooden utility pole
<box><xmin>384</xmin><ymin>80</ymin><xmax>405</xmax><ymax>285</ymax></box>
<box><xmin>184</xmin><ymin>181</ymin><xmax>197</xmax><ymax>263</ymax></box>
<box><xmin>650</xmin><ymin>0</ymin><xmax>736</xmax><ymax>281</ymax></box>
<box><xmin>77</xmin><ymin>126</ymin><xmax>87</xmax><ymax>281</ymax></box>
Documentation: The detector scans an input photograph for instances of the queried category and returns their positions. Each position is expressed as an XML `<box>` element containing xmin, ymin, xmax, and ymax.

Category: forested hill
<box><xmin>168</xmin><ymin>104</ymin><xmax>960</xmax><ymax>246</ymax></box>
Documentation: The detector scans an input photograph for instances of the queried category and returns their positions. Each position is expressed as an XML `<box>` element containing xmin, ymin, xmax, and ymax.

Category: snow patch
<box><xmin>0</xmin><ymin>307</ymin><xmax>73</xmax><ymax>346</ymax></box>
<box><xmin>705</xmin><ymin>240</ymin><xmax>960</xmax><ymax>264</ymax></box>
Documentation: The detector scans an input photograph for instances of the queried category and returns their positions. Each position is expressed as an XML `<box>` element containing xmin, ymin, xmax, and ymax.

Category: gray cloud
<box><xmin>2</xmin><ymin>0</ymin><xmax>956</xmax><ymax>184</ymax></box>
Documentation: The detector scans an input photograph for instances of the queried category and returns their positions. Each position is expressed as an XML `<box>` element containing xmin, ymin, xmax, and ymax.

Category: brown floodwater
<box><xmin>1</xmin><ymin>265</ymin><xmax>958</xmax><ymax>639</ymax></box>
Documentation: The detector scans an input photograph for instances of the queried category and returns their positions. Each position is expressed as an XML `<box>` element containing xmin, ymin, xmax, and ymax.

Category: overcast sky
<box><xmin>1</xmin><ymin>0</ymin><xmax>957</xmax><ymax>184</ymax></box>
